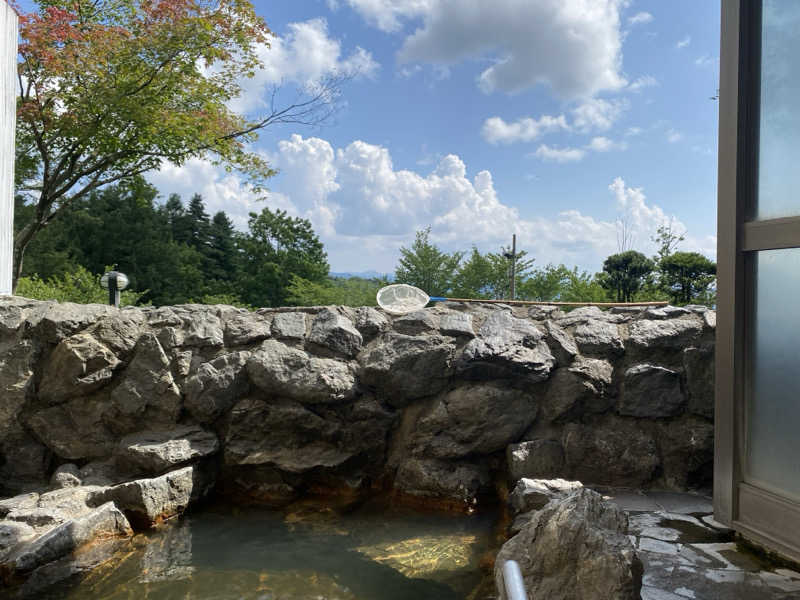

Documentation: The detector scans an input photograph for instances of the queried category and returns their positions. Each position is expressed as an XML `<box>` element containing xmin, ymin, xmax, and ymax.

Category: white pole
<box><xmin>0</xmin><ymin>1</ymin><xmax>17</xmax><ymax>295</ymax></box>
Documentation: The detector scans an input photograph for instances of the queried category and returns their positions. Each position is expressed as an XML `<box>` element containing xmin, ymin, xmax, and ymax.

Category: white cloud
<box><xmin>694</xmin><ymin>54</ymin><xmax>717</xmax><ymax>68</ymax></box>
<box><xmin>481</xmin><ymin>114</ymin><xmax>569</xmax><ymax>145</ymax></box>
<box><xmin>586</xmin><ymin>136</ymin><xmax>627</xmax><ymax>152</ymax></box>
<box><xmin>676</xmin><ymin>36</ymin><xmax>691</xmax><ymax>49</ymax></box>
<box><xmin>627</xmin><ymin>11</ymin><xmax>653</xmax><ymax>26</ymax></box>
<box><xmin>146</xmin><ymin>158</ymin><xmax>291</xmax><ymax>231</ymax></box>
<box><xmin>346</xmin><ymin>0</ymin><xmax>627</xmax><ymax>99</ymax></box>
<box><xmin>150</xmin><ymin>139</ymin><xmax>713</xmax><ymax>273</ymax></box>
<box><xmin>572</xmin><ymin>98</ymin><xmax>628</xmax><ymax>132</ymax></box>
<box><xmin>338</xmin><ymin>0</ymin><xmax>434</xmax><ymax>32</ymax></box>
<box><xmin>533</xmin><ymin>145</ymin><xmax>587</xmax><ymax>163</ymax></box>
<box><xmin>230</xmin><ymin>18</ymin><xmax>379</xmax><ymax>114</ymax></box>
<box><xmin>627</xmin><ymin>75</ymin><xmax>658</xmax><ymax>92</ymax></box>
<box><xmin>666</xmin><ymin>129</ymin><xmax>683</xmax><ymax>143</ymax></box>
<box><xmin>625</xmin><ymin>126</ymin><xmax>643</xmax><ymax>136</ymax></box>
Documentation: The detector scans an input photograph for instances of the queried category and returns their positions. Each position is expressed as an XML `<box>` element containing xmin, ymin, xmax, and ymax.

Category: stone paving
<box><xmin>600</xmin><ymin>489</ymin><xmax>800</xmax><ymax>599</ymax></box>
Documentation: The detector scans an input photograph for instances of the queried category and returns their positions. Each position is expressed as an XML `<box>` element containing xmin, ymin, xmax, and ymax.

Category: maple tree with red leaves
<box><xmin>12</xmin><ymin>1</ymin><xmax>343</xmax><ymax>290</ymax></box>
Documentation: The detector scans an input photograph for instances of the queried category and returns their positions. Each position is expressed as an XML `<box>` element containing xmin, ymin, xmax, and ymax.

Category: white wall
<box><xmin>0</xmin><ymin>2</ymin><xmax>17</xmax><ymax>295</ymax></box>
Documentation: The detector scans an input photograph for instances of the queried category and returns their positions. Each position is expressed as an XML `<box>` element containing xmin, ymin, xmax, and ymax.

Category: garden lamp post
<box><xmin>100</xmin><ymin>271</ymin><xmax>129</xmax><ymax>307</ymax></box>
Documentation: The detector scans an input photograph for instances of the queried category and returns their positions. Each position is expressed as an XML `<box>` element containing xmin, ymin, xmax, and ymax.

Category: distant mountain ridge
<box><xmin>330</xmin><ymin>271</ymin><xmax>395</xmax><ymax>281</ymax></box>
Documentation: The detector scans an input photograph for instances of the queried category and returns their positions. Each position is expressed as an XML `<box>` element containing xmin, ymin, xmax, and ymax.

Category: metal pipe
<box><xmin>502</xmin><ymin>560</ymin><xmax>528</xmax><ymax>600</ymax></box>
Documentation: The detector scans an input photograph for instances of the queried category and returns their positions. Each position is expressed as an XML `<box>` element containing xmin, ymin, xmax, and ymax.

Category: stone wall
<box><xmin>0</xmin><ymin>297</ymin><xmax>715</xmax><ymax>507</ymax></box>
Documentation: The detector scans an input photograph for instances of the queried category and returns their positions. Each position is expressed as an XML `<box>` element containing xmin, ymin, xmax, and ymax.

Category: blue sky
<box><xmin>144</xmin><ymin>0</ymin><xmax>721</xmax><ymax>275</ymax></box>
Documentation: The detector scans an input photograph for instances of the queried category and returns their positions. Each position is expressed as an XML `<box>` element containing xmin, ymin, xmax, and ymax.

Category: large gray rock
<box><xmin>620</xmin><ymin>364</ymin><xmax>685</xmax><ymax>418</ymax></box>
<box><xmin>683</xmin><ymin>345</ymin><xmax>714</xmax><ymax>419</ymax></box>
<box><xmin>0</xmin><ymin>521</ymin><xmax>36</xmax><ymax>562</ymax></box>
<box><xmin>495</xmin><ymin>488</ymin><xmax>642</xmax><ymax>600</ymax></box>
<box><xmin>2</xmin><ymin>502</ymin><xmax>132</xmax><ymax>577</ymax></box>
<box><xmin>184</xmin><ymin>351</ymin><xmax>251</xmax><ymax>423</ymax></box>
<box><xmin>628</xmin><ymin>318</ymin><xmax>703</xmax><ymax>350</ymax></box>
<box><xmin>107</xmin><ymin>332</ymin><xmax>182</xmax><ymax>432</ymax></box>
<box><xmin>0</xmin><ymin>494</ymin><xmax>39</xmax><ymax>518</ymax></box>
<box><xmin>507</xmin><ymin>439</ymin><xmax>565</xmax><ymax>481</ymax></box>
<box><xmin>84</xmin><ymin>311</ymin><xmax>145</xmax><ymax>357</ymax></box>
<box><xmin>409</xmin><ymin>384</ymin><xmax>538</xmax><ymax>459</ymax></box>
<box><xmin>247</xmin><ymin>340</ymin><xmax>357</xmax><ymax>403</ymax></box>
<box><xmin>459</xmin><ymin>312</ymin><xmax>555</xmax><ymax>382</ymax></box>
<box><xmin>563</xmin><ymin>420</ymin><xmax>659</xmax><ymax>487</ymax></box>
<box><xmin>393</xmin><ymin>310</ymin><xmax>438</xmax><ymax>335</ymax></box>
<box><xmin>352</xmin><ymin>307</ymin><xmax>390</xmax><ymax>339</ymax></box>
<box><xmin>270</xmin><ymin>312</ymin><xmax>307</xmax><ymax>340</ymax></box>
<box><xmin>26</xmin><ymin>396</ymin><xmax>117</xmax><ymax>460</ymax></box>
<box><xmin>30</xmin><ymin>302</ymin><xmax>116</xmax><ymax>344</ymax></box>
<box><xmin>0</xmin><ymin>339</ymin><xmax>35</xmax><ymax>438</ymax></box>
<box><xmin>0</xmin><ymin>421</ymin><xmax>50</xmax><ymax>491</ymax></box>
<box><xmin>359</xmin><ymin>333</ymin><xmax>455</xmax><ymax>407</ymax></box>
<box><xmin>656</xmin><ymin>418</ymin><xmax>714</xmax><ymax>489</ymax></box>
<box><xmin>543</xmin><ymin>357</ymin><xmax>614</xmax><ymax>421</ymax></box>
<box><xmin>150</xmin><ymin>307</ymin><xmax>224</xmax><ymax>349</ymax></box>
<box><xmin>115</xmin><ymin>426</ymin><xmax>219</xmax><ymax>476</ymax></box>
<box><xmin>508</xmin><ymin>478</ymin><xmax>583</xmax><ymax>515</ymax></box>
<box><xmin>544</xmin><ymin>320</ymin><xmax>578</xmax><ymax>366</ymax></box>
<box><xmin>223</xmin><ymin>396</ymin><xmax>393</xmax><ymax>475</ymax></box>
<box><xmin>308</xmin><ymin>308</ymin><xmax>363</xmax><ymax>357</ymax></box>
<box><xmin>394</xmin><ymin>457</ymin><xmax>490</xmax><ymax>505</ymax></box>
<box><xmin>38</xmin><ymin>333</ymin><xmax>120</xmax><ymax>404</ymax></box>
<box><xmin>91</xmin><ymin>466</ymin><xmax>211</xmax><ymax>528</ymax></box>
<box><xmin>572</xmin><ymin>319</ymin><xmax>624</xmax><ymax>355</ymax></box>
<box><xmin>50</xmin><ymin>464</ymin><xmax>82</xmax><ymax>489</ymax></box>
<box><xmin>438</xmin><ymin>310</ymin><xmax>475</xmax><ymax>338</ymax></box>
<box><xmin>223</xmin><ymin>310</ymin><xmax>271</xmax><ymax>346</ymax></box>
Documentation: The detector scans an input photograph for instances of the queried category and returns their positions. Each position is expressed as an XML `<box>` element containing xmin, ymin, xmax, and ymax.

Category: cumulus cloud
<box><xmin>666</xmin><ymin>129</ymin><xmax>683</xmax><ymax>143</ymax></box>
<box><xmin>627</xmin><ymin>11</ymin><xmax>653</xmax><ymax>26</ymax></box>
<box><xmin>343</xmin><ymin>0</ymin><xmax>627</xmax><ymax>99</ymax></box>
<box><xmin>676</xmin><ymin>36</ymin><xmax>691</xmax><ymax>49</ymax></box>
<box><xmin>481</xmin><ymin>114</ymin><xmax>569</xmax><ymax>144</ymax></box>
<box><xmin>627</xmin><ymin>75</ymin><xmax>658</xmax><ymax>92</ymax></box>
<box><xmin>338</xmin><ymin>0</ymin><xmax>434</xmax><ymax>32</ymax></box>
<box><xmin>572</xmin><ymin>98</ymin><xmax>629</xmax><ymax>132</ymax></box>
<box><xmin>230</xmin><ymin>18</ymin><xmax>379</xmax><ymax>114</ymax></box>
<box><xmin>533</xmin><ymin>145</ymin><xmax>586</xmax><ymax>163</ymax></box>
<box><xmin>586</xmin><ymin>136</ymin><xmax>627</xmax><ymax>152</ymax></box>
<box><xmin>150</xmin><ymin>137</ymin><xmax>711</xmax><ymax>272</ymax></box>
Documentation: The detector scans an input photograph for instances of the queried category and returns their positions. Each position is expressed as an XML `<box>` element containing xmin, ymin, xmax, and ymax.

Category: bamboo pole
<box><xmin>429</xmin><ymin>297</ymin><xmax>669</xmax><ymax>308</ymax></box>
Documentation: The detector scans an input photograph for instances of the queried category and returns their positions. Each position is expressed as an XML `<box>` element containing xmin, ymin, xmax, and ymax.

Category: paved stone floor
<box><xmin>600</xmin><ymin>489</ymin><xmax>800</xmax><ymax>599</ymax></box>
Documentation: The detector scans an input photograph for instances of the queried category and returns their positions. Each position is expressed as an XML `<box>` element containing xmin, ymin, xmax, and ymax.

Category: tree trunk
<box><xmin>11</xmin><ymin>221</ymin><xmax>40</xmax><ymax>293</ymax></box>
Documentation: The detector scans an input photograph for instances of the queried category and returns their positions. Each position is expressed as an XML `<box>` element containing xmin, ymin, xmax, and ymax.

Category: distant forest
<box><xmin>13</xmin><ymin>178</ymin><xmax>715</xmax><ymax>309</ymax></box>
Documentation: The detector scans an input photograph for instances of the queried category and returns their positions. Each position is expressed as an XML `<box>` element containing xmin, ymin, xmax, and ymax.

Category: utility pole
<box><xmin>510</xmin><ymin>234</ymin><xmax>516</xmax><ymax>300</ymax></box>
<box><xmin>503</xmin><ymin>234</ymin><xmax>517</xmax><ymax>300</ymax></box>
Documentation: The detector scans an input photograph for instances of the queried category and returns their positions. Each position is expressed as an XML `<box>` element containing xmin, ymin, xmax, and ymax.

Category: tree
<box><xmin>599</xmin><ymin>251</ymin><xmax>655</xmax><ymax>302</ymax></box>
<box><xmin>206</xmin><ymin>211</ymin><xmax>238</xmax><ymax>288</ymax></box>
<box><xmin>518</xmin><ymin>264</ymin><xmax>572</xmax><ymax>301</ymax></box>
<box><xmin>651</xmin><ymin>221</ymin><xmax>686</xmax><ymax>266</ymax></box>
<box><xmin>236</xmin><ymin>208</ymin><xmax>329</xmax><ymax>307</ymax></box>
<box><xmin>286</xmin><ymin>275</ymin><xmax>384</xmax><ymax>307</ymax></box>
<box><xmin>185</xmin><ymin>194</ymin><xmax>211</xmax><ymax>252</ymax></box>
<box><xmin>659</xmin><ymin>252</ymin><xmax>716</xmax><ymax>305</ymax></box>
<box><xmin>12</xmin><ymin>0</ymin><xmax>345</xmax><ymax>289</ymax></box>
<box><xmin>394</xmin><ymin>227</ymin><xmax>462</xmax><ymax>297</ymax></box>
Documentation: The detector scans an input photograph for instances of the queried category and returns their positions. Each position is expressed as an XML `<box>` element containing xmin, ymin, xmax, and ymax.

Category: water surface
<box><xmin>38</xmin><ymin>498</ymin><xmax>499</xmax><ymax>600</ymax></box>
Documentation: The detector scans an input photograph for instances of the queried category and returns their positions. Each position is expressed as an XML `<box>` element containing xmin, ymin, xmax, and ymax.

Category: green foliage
<box><xmin>452</xmin><ymin>246</ymin><xmax>534</xmax><ymax>299</ymax></box>
<box><xmin>236</xmin><ymin>208</ymin><xmax>330</xmax><ymax>308</ymax></box>
<box><xmin>198</xmin><ymin>294</ymin><xmax>253</xmax><ymax>310</ymax></box>
<box><xmin>599</xmin><ymin>251</ymin><xmax>655</xmax><ymax>302</ymax></box>
<box><xmin>16</xmin><ymin>266</ymin><xmax>144</xmax><ymax>306</ymax></box>
<box><xmin>286</xmin><ymin>276</ymin><xmax>383</xmax><ymax>307</ymax></box>
<box><xmin>395</xmin><ymin>227</ymin><xmax>463</xmax><ymax>297</ymax></box>
<box><xmin>659</xmin><ymin>252</ymin><xmax>717</xmax><ymax>305</ymax></box>
<box><xmin>12</xmin><ymin>0</ymin><xmax>343</xmax><ymax>287</ymax></box>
